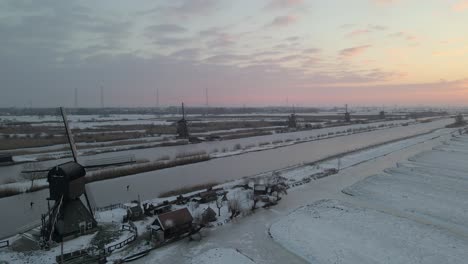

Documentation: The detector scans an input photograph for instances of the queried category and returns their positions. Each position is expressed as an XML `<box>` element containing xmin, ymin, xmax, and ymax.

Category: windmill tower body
<box><xmin>177</xmin><ymin>103</ymin><xmax>189</xmax><ymax>139</ymax></box>
<box><xmin>42</xmin><ymin>162</ymin><xmax>97</xmax><ymax>243</ymax></box>
<box><xmin>288</xmin><ymin>106</ymin><xmax>297</xmax><ymax>128</ymax></box>
<box><xmin>344</xmin><ymin>104</ymin><xmax>351</xmax><ymax>122</ymax></box>
<box><xmin>379</xmin><ymin>110</ymin><xmax>385</xmax><ymax>119</ymax></box>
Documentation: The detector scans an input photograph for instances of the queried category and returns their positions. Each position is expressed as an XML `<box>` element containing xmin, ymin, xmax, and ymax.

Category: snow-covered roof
<box><xmin>153</xmin><ymin>208</ymin><xmax>193</xmax><ymax>230</ymax></box>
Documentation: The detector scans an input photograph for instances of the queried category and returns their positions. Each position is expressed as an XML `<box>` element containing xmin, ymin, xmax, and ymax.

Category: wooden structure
<box><xmin>38</xmin><ymin>108</ymin><xmax>97</xmax><ymax>247</ymax></box>
<box><xmin>0</xmin><ymin>154</ymin><xmax>13</xmax><ymax>166</ymax></box>
<box><xmin>125</xmin><ymin>204</ymin><xmax>144</xmax><ymax>222</ymax></box>
<box><xmin>287</xmin><ymin>113</ymin><xmax>297</xmax><ymax>128</ymax></box>
<box><xmin>198</xmin><ymin>189</ymin><xmax>218</xmax><ymax>203</ymax></box>
<box><xmin>379</xmin><ymin>110</ymin><xmax>385</xmax><ymax>119</ymax></box>
<box><xmin>455</xmin><ymin>113</ymin><xmax>464</xmax><ymax>125</ymax></box>
<box><xmin>344</xmin><ymin>104</ymin><xmax>351</xmax><ymax>122</ymax></box>
<box><xmin>200</xmin><ymin>207</ymin><xmax>217</xmax><ymax>224</ymax></box>
<box><xmin>254</xmin><ymin>184</ymin><xmax>268</xmax><ymax>196</ymax></box>
<box><xmin>176</xmin><ymin>103</ymin><xmax>189</xmax><ymax>139</ymax></box>
<box><xmin>41</xmin><ymin>162</ymin><xmax>97</xmax><ymax>244</ymax></box>
<box><xmin>151</xmin><ymin>208</ymin><xmax>194</xmax><ymax>242</ymax></box>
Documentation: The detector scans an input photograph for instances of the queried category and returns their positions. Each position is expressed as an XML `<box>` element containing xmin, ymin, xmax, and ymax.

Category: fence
<box><xmin>0</xmin><ymin>240</ymin><xmax>9</xmax><ymax>248</ymax></box>
<box><xmin>94</xmin><ymin>203</ymin><xmax>128</xmax><ymax>212</ymax></box>
<box><xmin>57</xmin><ymin>222</ymin><xmax>138</xmax><ymax>262</ymax></box>
<box><xmin>16</xmin><ymin>219</ymin><xmax>41</xmax><ymax>234</ymax></box>
<box><xmin>105</xmin><ymin>222</ymin><xmax>138</xmax><ymax>254</ymax></box>
<box><xmin>56</xmin><ymin>248</ymin><xmax>89</xmax><ymax>263</ymax></box>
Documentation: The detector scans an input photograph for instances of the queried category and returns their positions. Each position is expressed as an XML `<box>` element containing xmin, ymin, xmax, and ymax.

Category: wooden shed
<box><xmin>151</xmin><ymin>208</ymin><xmax>193</xmax><ymax>242</ymax></box>
<box><xmin>0</xmin><ymin>154</ymin><xmax>13</xmax><ymax>166</ymax></box>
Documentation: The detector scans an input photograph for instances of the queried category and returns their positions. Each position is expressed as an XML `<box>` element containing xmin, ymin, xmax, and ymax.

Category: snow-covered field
<box><xmin>270</xmin><ymin>200</ymin><xmax>468</xmax><ymax>264</ymax></box>
<box><xmin>269</xmin><ymin>133</ymin><xmax>468</xmax><ymax>263</ymax></box>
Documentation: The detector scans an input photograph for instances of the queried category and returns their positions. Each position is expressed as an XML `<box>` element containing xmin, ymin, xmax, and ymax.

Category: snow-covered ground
<box><xmin>270</xmin><ymin>133</ymin><xmax>468</xmax><ymax>263</ymax></box>
<box><xmin>0</xmin><ymin>122</ymin><xmax>465</xmax><ymax>263</ymax></box>
<box><xmin>190</xmin><ymin>248</ymin><xmax>256</xmax><ymax>264</ymax></box>
<box><xmin>270</xmin><ymin>200</ymin><xmax>468</xmax><ymax>264</ymax></box>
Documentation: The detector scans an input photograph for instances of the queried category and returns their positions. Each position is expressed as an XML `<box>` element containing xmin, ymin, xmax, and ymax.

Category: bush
<box><xmin>233</xmin><ymin>143</ymin><xmax>242</xmax><ymax>150</ymax></box>
<box><xmin>87</xmin><ymin>154</ymin><xmax>210</xmax><ymax>183</ymax></box>
<box><xmin>158</xmin><ymin>182</ymin><xmax>218</xmax><ymax>198</ymax></box>
<box><xmin>0</xmin><ymin>187</ymin><xmax>21</xmax><ymax>198</ymax></box>
<box><xmin>156</xmin><ymin>155</ymin><xmax>170</xmax><ymax>161</ymax></box>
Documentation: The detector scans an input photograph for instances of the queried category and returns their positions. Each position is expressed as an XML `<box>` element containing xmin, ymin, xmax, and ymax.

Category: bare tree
<box><xmin>215</xmin><ymin>197</ymin><xmax>224</xmax><ymax>216</ymax></box>
<box><xmin>21</xmin><ymin>162</ymin><xmax>45</xmax><ymax>190</ymax></box>
<box><xmin>228</xmin><ymin>197</ymin><xmax>241</xmax><ymax>219</ymax></box>
<box><xmin>271</xmin><ymin>183</ymin><xmax>288</xmax><ymax>200</ymax></box>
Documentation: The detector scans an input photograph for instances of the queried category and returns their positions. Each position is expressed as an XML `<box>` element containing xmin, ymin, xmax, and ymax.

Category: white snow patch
<box><xmin>190</xmin><ymin>248</ymin><xmax>255</xmax><ymax>264</ymax></box>
<box><xmin>270</xmin><ymin>199</ymin><xmax>468</xmax><ymax>264</ymax></box>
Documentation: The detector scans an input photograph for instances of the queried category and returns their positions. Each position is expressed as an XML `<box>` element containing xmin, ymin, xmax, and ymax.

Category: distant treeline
<box><xmin>0</xmin><ymin>106</ymin><xmax>321</xmax><ymax>116</ymax></box>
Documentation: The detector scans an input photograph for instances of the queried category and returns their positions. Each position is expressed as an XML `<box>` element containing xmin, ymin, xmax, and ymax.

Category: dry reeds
<box><xmin>158</xmin><ymin>182</ymin><xmax>218</xmax><ymax>198</ymax></box>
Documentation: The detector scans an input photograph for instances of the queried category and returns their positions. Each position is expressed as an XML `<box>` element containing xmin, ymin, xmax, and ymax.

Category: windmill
<box><xmin>176</xmin><ymin>102</ymin><xmax>189</xmax><ymax>139</ymax></box>
<box><xmin>287</xmin><ymin>105</ymin><xmax>297</xmax><ymax>129</ymax></box>
<box><xmin>379</xmin><ymin>110</ymin><xmax>386</xmax><ymax>119</ymax></box>
<box><xmin>39</xmin><ymin>107</ymin><xmax>97</xmax><ymax>247</ymax></box>
<box><xmin>344</xmin><ymin>104</ymin><xmax>351</xmax><ymax>122</ymax></box>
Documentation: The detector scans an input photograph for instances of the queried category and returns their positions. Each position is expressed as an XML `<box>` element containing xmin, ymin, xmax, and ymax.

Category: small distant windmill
<box><xmin>344</xmin><ymin>104</ymin><xmax>351</xmax><ymax>122</ymax></box>
<box><xmin>288</xmin><ymin>106</ymin><xmax>297</xmax><ymax>129</ymax></box>
<box><xmin>379</xmin><ymin>110</ymin><xmax>386</xmax><ymax>119</ymax></box>
<box><xmin>177</xmin><ymin>102</ymin><xmax>190</xmax><ymax>139</ymax></box>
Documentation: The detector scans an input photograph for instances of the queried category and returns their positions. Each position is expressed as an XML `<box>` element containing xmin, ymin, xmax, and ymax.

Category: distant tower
<box><xmin>177</xmin><ymin>102</ymin><xmax>189</xmax><ymax>139</ymax></box>
<box><xmin>100</xmin><ymin>86</ymin><xmax>104</xmax><ymax>108</ymax></box>
<box><xmin>74</xmin><ymin>88</ymin><xmax>78</xmax><ymax>108</ymax></box>
<box><xmin>156</xmin><ymin>88</ymin><xmax>159</xmax><ymax>108</ymax></box>
<box><xmin>344</xmin><ymin>104</ymin><xmax>351</xmax><ymax>122</ymax></box>
<box><xmin>205</xmin><ymin>88</ymin><xmax>209</xmax><ymax>116</ymax></box>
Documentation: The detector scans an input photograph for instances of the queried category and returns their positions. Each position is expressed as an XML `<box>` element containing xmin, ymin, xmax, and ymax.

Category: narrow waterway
<box><xmin>0</xmin><ymin>118</ymin><xmax>452</xmax><ymax>239</ymax></box>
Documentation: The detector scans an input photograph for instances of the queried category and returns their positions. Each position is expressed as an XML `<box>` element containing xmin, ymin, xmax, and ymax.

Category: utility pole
<box><xmin>205</xmin><ymin>88</ymin><xmax>209</xmax><ymax>116</ymax></box>
<box><xmin>156</xmin><ymin>88</ymin><xmax>160</xmax><ymax>108</ymax></box>
<box><xmin>100</xmin><ymin>86</ymin><xmax>104</xmax><ymax>108</ymax></box>
<box><xmin>74</xmin><ymin>88</ymin><xmax>78</xmax><ymax>108</ymax></box>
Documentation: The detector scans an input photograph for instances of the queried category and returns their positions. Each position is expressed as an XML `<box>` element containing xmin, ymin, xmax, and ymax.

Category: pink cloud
<box><xmin>345</xmin><ymin>25</ymin><xmax>387</xmax><ymax>38</ymax></box>
<box><xmin>389</xmin><ymin>31</ymin><xmax>418</xmax><ymax>42</ymax></box>
<box><xmin>453</xmin><ymin>1</ymin><xmax>468</xmax><ymax>12</ymax></box>
<box><xmin>347</xmin><ymin>29</ymin><xmax>372</xmax><ymax>37</ymax></box>
<box><xmin>266</xmin><ymin>0</ymin><xmax>304</xmax><ymax>9</ymax></box>
<box><xmin>268</xmin><ymin>15</ymin><xmax>297</xmax><ymax>27</ymax></box>
<box><xmin>373</xmin><ymin>0</ymin><xmax>398</xmax><ymax>4</ymax></box>
<box><xmin>340</xmin><ymin>45</ymin><xmax>372</xmax><ymax>58</ymax></box>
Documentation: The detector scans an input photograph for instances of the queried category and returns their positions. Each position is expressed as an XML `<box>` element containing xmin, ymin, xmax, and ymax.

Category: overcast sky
<box><xmin>1</xmin><ymin>0</ymin><xmax>468</xmax><ymax>108</ymax></box>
